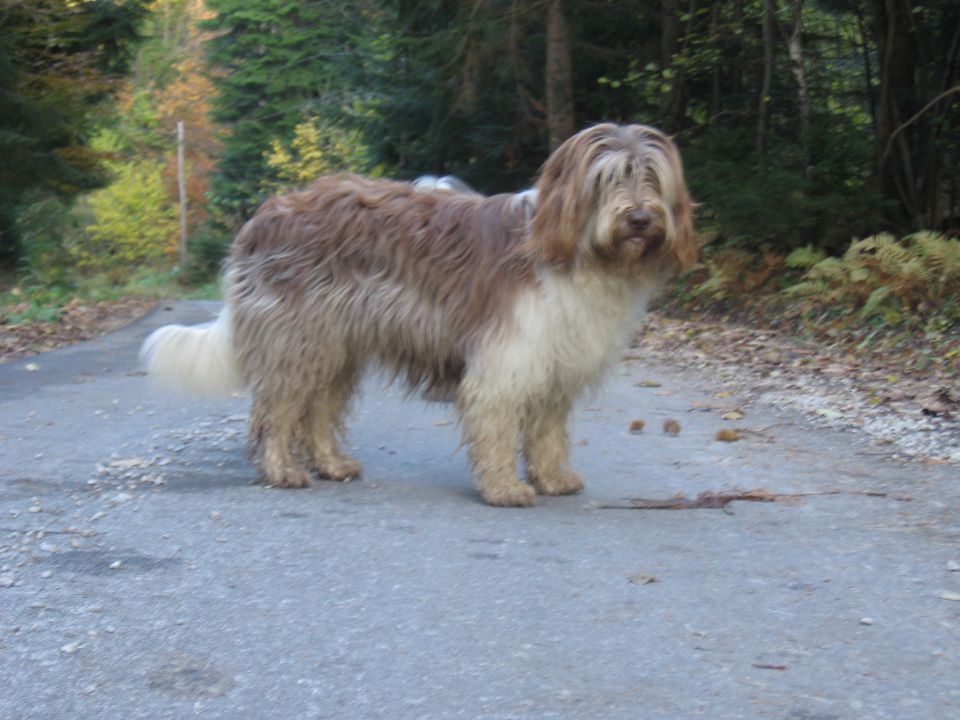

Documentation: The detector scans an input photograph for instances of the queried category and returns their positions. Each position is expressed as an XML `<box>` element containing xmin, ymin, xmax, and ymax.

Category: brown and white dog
<box><xmin>141</xmin><ymin>123</ymin><xmax>697</xmax><ymax>506</ymax></box>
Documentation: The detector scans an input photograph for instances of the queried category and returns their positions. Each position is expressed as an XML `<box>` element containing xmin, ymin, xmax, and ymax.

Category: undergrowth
<box><xmin>670</xmin><ymin>231</ymin><xmax>960</xmax><ymax>374</ymax></box>
<box><xmin>1</xmin><ymin>266</ymin><xmax>218</xmax><ymax>326</ymax></box>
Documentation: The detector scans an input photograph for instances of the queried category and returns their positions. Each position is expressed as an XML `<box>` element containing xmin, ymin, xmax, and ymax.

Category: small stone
<box><xmin>109</xmin><ymin>560</ymin><xmax>122</xmax><ymax>570</ymax></box>
<box><xmin>859</xmin><ymin>617</ymin><xmax>874</xmax><ymax>625</ymax></box>
<box><xmin>25</xmin><ymin>363</ymin><xmax>40</xmax><ymax>372</ymax></box>
<box><xmin>61</xmin><ymin>642</ymin><xmax>82</xmax><ymax>654</ymax></box>
<box><xmin>41</xmin><ymin>570</ymin><xmax>52</xmax><ymax>579</ymax></box>
<box><xmin>947</xmin><ymin>560</ymin><xmax>960</xmax><ymax>572</ymax></box>
<box><xmin>0</xmin><ymin>573</ymin><xmax>15</xmax><ymax>588</ymax></box>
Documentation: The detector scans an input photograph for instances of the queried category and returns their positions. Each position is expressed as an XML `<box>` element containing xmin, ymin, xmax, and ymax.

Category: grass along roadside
<box><xmin>0</xmin><ymin>267</ymin><xmax>219</xmax><ymax>363</ymax></box>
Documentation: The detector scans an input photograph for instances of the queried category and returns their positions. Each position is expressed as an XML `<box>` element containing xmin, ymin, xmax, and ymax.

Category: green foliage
<box><xmin>264</xmin><ymin>117</ymin><xmax>373</xmax><ymax>189</ymax></box>
<box><xmin>0</xmin><ymin>0</ymin><xmax>147</xmax><ymax>266</ymax></box>
<box><xmin>202</xmin><ymin>0</ymin><xmax>371</xmax><ymax>220</ymax></box>
<box><xmin>180</xmin><ymin>223</ymin><xmax>233</xmax><ymax>284</ymax></box>
<box><xmin>785</xmin><ymin>246</ymin><xmax>828</xmax><ymax>270</ymax></box>
<box><xmin>78</xmin><ymin>159</ymin><xmax>178</xmax><ymax>269</ymax></box>
<box><xmin>784</xmin><ymin>233</ymin><xmax>960</xmax><ymax>324</ymax></box>
<box><xmin>15</xmin><ymin>193</ymin><xmax>91</xmax><ymax>288</ymax></box>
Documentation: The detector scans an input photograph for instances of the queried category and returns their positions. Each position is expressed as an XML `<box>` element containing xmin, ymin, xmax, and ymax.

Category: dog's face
<box><xmin>531</xmin><ymin>124</ymin><xmax>697</xmax><ymax>274</ymax></box>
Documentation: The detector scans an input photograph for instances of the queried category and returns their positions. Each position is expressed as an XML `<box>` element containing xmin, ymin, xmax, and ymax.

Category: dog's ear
<box><xmin>650</xmin><ymin>129</ymin><xmax>698</xmax><ymax>271</ymax></box>
<box><xmin>671</xmin><ymin>186</ymin><xmax>699</xmax><ymax>271</ymax></box>
<box><xmin>529</xmin><ymin>145</ymin><xmax>581</xmax><ymax>266</ymax></box>
<box><xmin>529</xmin><ymin>125</ymin><xmax>615</xmax><ymax>267</ymax></box>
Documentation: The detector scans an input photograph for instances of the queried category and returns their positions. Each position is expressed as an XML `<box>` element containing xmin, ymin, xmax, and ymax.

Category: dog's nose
<box><xmin>627</xmin><ymin>210</ymin><xmax>652</xmax><ymax>233</ymax></box>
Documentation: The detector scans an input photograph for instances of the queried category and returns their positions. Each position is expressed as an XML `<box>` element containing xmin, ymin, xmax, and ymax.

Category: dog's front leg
<box><xmin>522</xmin><ymin>395</ymin><xmax>584</xmax><ymax>496</ymax></box>
<box><xmin>458</xmin><ymin>395</ymin><xmax>536</xmax><ymax>507</ymax></box>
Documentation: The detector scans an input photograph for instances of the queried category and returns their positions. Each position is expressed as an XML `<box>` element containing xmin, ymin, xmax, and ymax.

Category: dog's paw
<box><xmin>264</xmin><ymin>467</ymin><xmax>314</xmax><ymax>489</ymax></box>
<box><xmin>481</xmin><ymin>481</ymin><xmax>537</xmax><ymax>507</ymax></box>
<box><xmin>316</xmin><ymin>456</ymin><xmax>363</xmax><ymax>482</ymax></box>
<box><xmin>531</xmin><ymin>470</ymin><xmax>584</xmax><ymax>496</ymax></box>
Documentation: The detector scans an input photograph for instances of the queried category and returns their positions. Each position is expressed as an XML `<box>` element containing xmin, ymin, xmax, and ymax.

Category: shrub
<box><xmin>15</xmin><ymin>193</ymin><xmax>89</xmax><ymax>286</ymax></box>
<box><xmin>75</xmin><ymin>159</ymin><xmax>178</xmax><ymax>271</ymax></box>
<box><xmin>784</xmin><ymin>232</ymin><xmax>960</xmax><ymax>324</ymax></box>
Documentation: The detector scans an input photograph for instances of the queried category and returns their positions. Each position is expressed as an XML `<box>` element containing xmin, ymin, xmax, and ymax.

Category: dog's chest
<box><xmin>484</xmin><ymin>269</ymin><xmax>651</xmax><ymax>391</ymax></box>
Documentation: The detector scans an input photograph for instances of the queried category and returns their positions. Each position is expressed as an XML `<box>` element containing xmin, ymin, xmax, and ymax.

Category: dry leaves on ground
<box><xmin>0</xmin><ymin>298</ymin><xmax>156</xmax><ymax>363</ymax></box>
<box><xmin>632</xmin><ymin>313</ymin><xmax>960</xmax><ymax>463</ymax></box>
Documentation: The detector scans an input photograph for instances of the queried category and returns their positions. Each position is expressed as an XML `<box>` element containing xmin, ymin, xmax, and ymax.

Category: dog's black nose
<box><xmin>627</xmin><ymin>210</ymin><xmax>652</xmax><ymax>233</ymax></box>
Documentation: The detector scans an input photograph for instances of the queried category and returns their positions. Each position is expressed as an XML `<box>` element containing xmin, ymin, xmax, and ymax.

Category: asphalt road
<box><xmin>1</xmin><ymin>301</ymin><xmax>958</xmax><ymax>720</ymax></box>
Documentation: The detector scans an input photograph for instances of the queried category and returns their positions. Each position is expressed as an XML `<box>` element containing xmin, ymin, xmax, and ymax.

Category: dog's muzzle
<box><xmin>613</xmin><ymin>208</ymin><xmax>667</xmax><ymax>261</ymax></box>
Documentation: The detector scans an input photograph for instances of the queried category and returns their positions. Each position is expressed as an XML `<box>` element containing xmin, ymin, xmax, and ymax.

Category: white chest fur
<box><xmin>469</xmin><ymin>268</ymin><xmax>653</xmax><ymax>400</ymax></box>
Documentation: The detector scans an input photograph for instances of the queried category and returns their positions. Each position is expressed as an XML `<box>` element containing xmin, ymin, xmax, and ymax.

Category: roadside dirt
<box><xmin>0</xmin><ymin>297</ymin><xmax>156</xmax><ymax>363</ymax></box>
<box><xmin>632</xmin><ymin>313</ymin><xmax>960</xmax><ymax>464</ymax></box>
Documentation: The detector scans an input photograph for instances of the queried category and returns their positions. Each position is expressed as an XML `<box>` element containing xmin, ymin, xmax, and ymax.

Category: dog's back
<box><xmin>225</xmin><ymin>175</ymin><xmax>534</xmax><ymax>394</ymax></box>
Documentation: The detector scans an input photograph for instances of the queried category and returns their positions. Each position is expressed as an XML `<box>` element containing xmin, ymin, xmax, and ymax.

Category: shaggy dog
<box><xmin>141</xmin><ymin>123</ymin><xmax>697</xmax><ymax>506</ymax></box>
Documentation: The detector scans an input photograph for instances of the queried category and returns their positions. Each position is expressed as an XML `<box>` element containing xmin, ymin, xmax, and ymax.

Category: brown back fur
<box><xmin>227</xmin><ymin>175</ymin><xmax>535</xmax><ymax>395</ymax></box>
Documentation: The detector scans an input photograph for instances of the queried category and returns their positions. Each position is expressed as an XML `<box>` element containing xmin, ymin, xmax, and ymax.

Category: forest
<box><xmin>1</xmin><ymin>0</ymin><xmax>958</xmax><ymax>365</ymax></box>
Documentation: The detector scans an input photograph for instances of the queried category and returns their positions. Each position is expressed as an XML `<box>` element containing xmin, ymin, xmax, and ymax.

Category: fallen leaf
<box><xmin>715</xmin><ymin>429</ymin><xmax>740</xmax><ymax>442</ymax></box>
<box><xmin>663</xmin><ymin>419</ymin><xmax>681</xmax><ymax>435</ymax></box>
<box><xmin>751</xmin><ymin>663</ymin><xmax>787</xmax><ymax>671</ymax></box>
<box><xmin>629</xmin><ymin>419</ymin><xmax>646</xmax><ymax>434</ymax></box>
<box><xmin>627</xmin><ymin>572</ymin><xmax>658</xmax><ymax>585</ymax></box>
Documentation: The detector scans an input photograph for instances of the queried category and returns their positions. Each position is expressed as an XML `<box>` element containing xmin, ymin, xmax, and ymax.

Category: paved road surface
<box><xmin>1</xmin><ymin>301</ymin><xmax>958</xmax><ymax>719</ymax></box>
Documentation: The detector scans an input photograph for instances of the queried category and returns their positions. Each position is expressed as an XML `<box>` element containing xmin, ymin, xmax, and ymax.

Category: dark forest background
<box><xmin>1</xmin><ymin>0</ymin><xmax>958</xmax><ymax>344</ymax></box>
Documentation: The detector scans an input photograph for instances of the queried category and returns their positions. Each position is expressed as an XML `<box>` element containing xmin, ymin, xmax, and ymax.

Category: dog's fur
<box><xmin>141</xmin><ymin>123</ymin><xmax>697</xmax><ymax>506</ymax></box>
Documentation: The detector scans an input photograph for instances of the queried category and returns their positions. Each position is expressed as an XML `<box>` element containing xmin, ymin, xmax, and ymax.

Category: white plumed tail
<box><xmin>140</xmin><ymin>307</ymin><xmax>244</xmax><ymax>397</ymax></box>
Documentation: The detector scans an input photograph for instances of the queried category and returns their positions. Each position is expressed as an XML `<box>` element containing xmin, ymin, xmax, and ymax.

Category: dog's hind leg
<box><xmin>249</xmin><ymin>383</ymin><xmax>314</xmax><ymax>489</ymax></box>
<box><xmin>304</xmin><ymin>360</ymin><xmax>363</xmax><ymax>481</ymax></box>
<box><xmin>522</xmin><ymin>395</ymin><xmax>584</xmax><ymax>496</ymax></box>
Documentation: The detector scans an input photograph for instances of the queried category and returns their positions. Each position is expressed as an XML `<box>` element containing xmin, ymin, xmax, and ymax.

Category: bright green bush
<box><xmin>77</xmin><ymin>159</ymin><xmax>179</xmax><ymax>270</ymax></box>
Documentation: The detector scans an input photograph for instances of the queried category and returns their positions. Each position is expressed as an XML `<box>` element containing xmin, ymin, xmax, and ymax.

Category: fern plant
<box><xmin>783</xmin><ymin>233</ymin><xmax>960</xmax><ymax>324</ymax></box>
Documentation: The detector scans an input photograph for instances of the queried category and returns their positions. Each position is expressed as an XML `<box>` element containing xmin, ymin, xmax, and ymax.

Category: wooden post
<box><xmin>177</xmin><ymin>121</ymin><xmax>188</xmax><ymax>269</ymax></box>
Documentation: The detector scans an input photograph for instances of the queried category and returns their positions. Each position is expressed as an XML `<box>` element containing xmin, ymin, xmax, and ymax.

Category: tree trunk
<box><xmin>856</xmin><ymin>3</ymin><xmax>878</xmax><ymax>134</ymax></box>
<box><xmin>661</xmin><ymin>0</ymin><xmax>682</xmax><ymax>125</ymax></box>
<box><xmin>756</xmin><ymin>0</ymin><xmax>775</xmax><ymax>157</ymax></box>
<box><xmin>785</xmin><ymin>0</ymin><xmax>811</xmax><ymax>176</ymax></box>
<box><xmin>869</xmin><ymin>0</ymin><xmax>919</xmax><ymax>228</ymax></box>
<box><xmin>546</xmin><ymin>0</ymin><xmax>575</xmax><ymax>149</ymax></box>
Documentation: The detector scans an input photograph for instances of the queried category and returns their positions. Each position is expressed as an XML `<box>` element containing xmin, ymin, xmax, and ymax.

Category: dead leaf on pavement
<box><xmin>715</xmin><ymin>429</ymin><xmax>741</xmax><ymax>442</ymax></box>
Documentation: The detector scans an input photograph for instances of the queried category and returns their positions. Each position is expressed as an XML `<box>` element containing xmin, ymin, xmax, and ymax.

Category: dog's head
<box><xmin>530</xmin><ymin>123</ymin><xmax>697</xmax><ymax>274</ymax></box>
